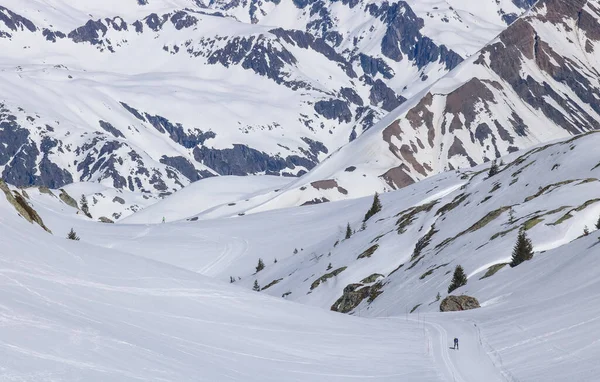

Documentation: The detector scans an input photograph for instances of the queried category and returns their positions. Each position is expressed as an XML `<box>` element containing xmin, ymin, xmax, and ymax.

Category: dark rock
<box><xmin>68</xmin><ymin>19</ymin><xmax>108</xmax><ymax>45</ymax></box>
<box><xmin>98</xmin><ymin>216</ymin><xmax>115</xmax><ymax>224</ymax></box>
<box><xmin>99</xmin><ymin>120</ymin><xmax>125</xmax><ymax>138</ymax></box>
<box><xmin>314</xmin><ymin>99</ymin><xmax>352</xmax><ymax>123</ymax></box>
<box><xmin>369</xmin><ymin>79</ymin><xmax>405</xmax><ymax>111</ymax></box>
<box><xmin>160</xmin><ymin>155</ymin><xmax>203</xmax><ymax>182</ymax></box>
<box><xmin>330</xmin><ymin>281</ymin><xmax>384</xmax><ymax>313</ymax></box>
<box><xmin>0</xmin><ymin>6</ymin><xmax>36</xmax><ymax>32</ymax></box>
<box><xmin>42</xmin><ymin>29</ymin><xmax>66</xmax><ymax>42</ymax></box>
<box><xmin>440</xmin><ymin>295</ymin><xmax>481</xmax><ymax>312</ymax></box>
<box><xmin>359</xmin><ymin>53</ymin><xmax>394</xmax><ymax>79</ymax></box>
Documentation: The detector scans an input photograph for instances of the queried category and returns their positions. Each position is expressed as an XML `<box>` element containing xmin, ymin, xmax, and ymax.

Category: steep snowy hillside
<box><xmin>0</xmin><ymin>0</ymin><xmax>535</xmax><ymax>204</ymax></box>
<box><xmin>253</xmin><ymin>0</ymin><xmax>600</xmax><ymax>208</ymax></box>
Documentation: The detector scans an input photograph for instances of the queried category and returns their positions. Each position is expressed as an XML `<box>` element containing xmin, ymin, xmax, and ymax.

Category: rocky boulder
<box><xmin>440</xmin><ymin>295</ymin><xmax>480</xmax><ymax>312</ymax></box>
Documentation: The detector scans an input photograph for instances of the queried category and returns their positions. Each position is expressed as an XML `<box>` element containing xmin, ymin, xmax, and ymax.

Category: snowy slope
<box><xmin>0</xmin><ymin>181</ymin><xmax>444</xmax><ymax>381</ymax></box>
<box><xmin>8</xmin><ymin>130</ymin><xmax>600</xmax><ymax>381</ymax></box>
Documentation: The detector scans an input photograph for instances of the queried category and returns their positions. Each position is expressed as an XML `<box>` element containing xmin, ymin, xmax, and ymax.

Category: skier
<box><xmin>162</xmin><ymin>217</ymin><xmax>165</xmax><ymax>224</ymax></box>
<box><xmin>454</xmin><ymin>338</ymin><xmax>459</xmax><ymax>350</ymax></box>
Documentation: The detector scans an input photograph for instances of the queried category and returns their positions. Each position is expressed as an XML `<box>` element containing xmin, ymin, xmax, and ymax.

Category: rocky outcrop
<box><xmin>330</xmin><ymin>281</ymin><xmax>384</xmax><ymax>313</ymax></box>
<box><xmin>440</xmin><ymin>295</ymin><xmax>481</xmax><ymax>312</ymax></box>
<box><xmin>0</xmin><ymin>180</ymin><xmax>51</xmax><ymax>233</ymax></box>
<box><xmin>98</xmin><ymin>216</ymin><xmax>115</xmax><ymax>224</ymax></box>
<box><xmin>59</xmin><ymin>189</ymin><xmax>78</xmax><ymax>209</ymax></box>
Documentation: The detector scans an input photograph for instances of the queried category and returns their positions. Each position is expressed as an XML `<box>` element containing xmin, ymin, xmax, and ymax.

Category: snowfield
<box><xmin>1</xmin><ymin>186</ymin><xmax>443</xmax><ymax>381</ymax></box>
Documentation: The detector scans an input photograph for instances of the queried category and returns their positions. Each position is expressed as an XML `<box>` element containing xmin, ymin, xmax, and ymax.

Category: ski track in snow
<box><xmin>402</xmin><ymin>316</ymin><xmax>507</xmax><ymax>382</ymax></box>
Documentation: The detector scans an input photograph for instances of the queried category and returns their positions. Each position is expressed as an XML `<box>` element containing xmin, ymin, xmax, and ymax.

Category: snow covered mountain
<box><xmin>0</xmin><ymin>0</ymin><xmax>536</xmax><ymax>208</ymax></box>
<box><xmin>250</xmin><ymin>0</ymin><xmax>600</xmax><ymax>208</ymax></box>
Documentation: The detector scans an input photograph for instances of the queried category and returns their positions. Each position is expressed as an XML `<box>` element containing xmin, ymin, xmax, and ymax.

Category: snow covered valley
<box><xmin>3</xmin><ymin>132</ymin><xmax>600</xmax><ymax>380</ymax></box>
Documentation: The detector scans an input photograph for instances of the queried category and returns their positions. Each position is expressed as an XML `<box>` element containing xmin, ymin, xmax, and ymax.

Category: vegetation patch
<box><xmin>262</xmin><ymin>278</ymin><xmax>283</xmax><ymax>291</ymax></box>
<box><xmin>410</xmin><ymin>304</ymin><xmax>422</xmax><ymax>313</ymax></box>
<box><xmin>523</xmin><ymin>180</ymin><xmax>577</xmax><ymax>202</ymax></box>
<box><xmin>357</xmin><ymin>244</ymin><xmax>379</xmax><ymax>259</ymax></box>
<box><xmin>490</xmin><ymin>226</ymin><xmax>519</xmax><ymax>240</ymax></box>
<box><xmin>407</xmin><ymin>255</ymin><xmax>424</xmax><ymax>270</ymax></box>
<box><xmin>578</xmin><ymin>178</ymin><xmax>598</xmax><ymax>185</ymax></box>
<box><xmin>360</xmin><ymin>273</ymin><xmax>384</xmax><ymax>284</ymax></box>
<box><xmin>412</xmin><ymin>224</ymin><xmax>438</xmax><ymax>260</ymax></box>
<box><xmin>396</xmin><ymin>201</ymin><xmax>438</xmax><ymax>234</ymax></box>
<box><xmin>489</xmin><ymin>183</ymin><xmax>501</xmax><ymax>193</ymax></box>
<box><xmin>548</xmin><ymin>199</ymin><xmax>600</xmax><ymax>226</ymax></box>
<box><xmin>310</xmin><ymin>267</ymin><xmax>347</xmax><ymax>290</ymax></box>
<box><xmin>480</xmin><ymin>196</ymin><xmax>492</xmax><ymax>204</ymax></box>
<box><xmin>436</xmin><ymin>193</ymin><xmax>469</xmax><ymax>216</ymax></box>
<box><xmin>419</xmin><ymin>270</ymin><xmax>433</xmax><ymax>280</ymax></box>
<box><xmin>436</xmin><ymin>206</ymin><xmax>511</xmax><ymax>250</ymax></box>
<box><xmin>524</xmin><ymin>217</ymin><xmax>543</xmax><ymax>231</ymax></box>
<box><xmin>480</xmin><ymin>263</ymin><xmax>508</xmax><ymax>280</ymax></box>
<box><xmin>388</xmin><ymin>263</ymin><xmax>404</xmax><ymax>277</ymax></box>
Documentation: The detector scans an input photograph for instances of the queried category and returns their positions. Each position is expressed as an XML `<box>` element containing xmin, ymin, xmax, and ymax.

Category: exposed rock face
<box><xmin>330</xmin><ymin>281</ymin><xmax>384</xmax><ymax>313</ymax></box>
<box><xmin>59</xmin><ymin>189</ymin><xmax>78</xmax><ymax>209</ymax></box>
<box><xmin>440</xmin><ymin>295</ymin><xmax>481</xmax><ymax>312</ymax></box>
<box><xmin>0</xmin><ymin>180</ymin><xmax>51</xmax><ymax>233</ymax></box>
<box><xmin>98</xmin><ymin>216</ymin><xmax>115</xmax><ymax>224</ymax></box>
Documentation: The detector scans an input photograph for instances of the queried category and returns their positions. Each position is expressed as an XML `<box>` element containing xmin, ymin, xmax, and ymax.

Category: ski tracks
<box><xmin>408</xmin><ymin>316</ymin><xmax>507</xmax><ymax>382</ymax></box>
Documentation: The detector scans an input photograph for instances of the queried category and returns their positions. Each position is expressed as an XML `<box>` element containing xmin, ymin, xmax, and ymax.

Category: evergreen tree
<box><xmin>584</xmin><ymin>226</ymin><xmax>590</xmax><ymax>236</ymax></box>
<box><xmin>327</xmin><ymin>263</ymin><xmax>332</xmax><ymax>270</ymax></box>
<box><xmin>448</xmin><ymin>265</ymin><xmax>467</xmax><ymax>293</ymax></box>
<box><xmin>596</xmin><ymin>216</ymin><xmax>600</xmax><ymax>230</ymax></box>
<box><xmin>510</xmin><ymin>228</ymin><xmax>534</xmax><ymax>267</ymax></box>
<box><xmin>363</xmin><ymin>193</ymin><xmax>382</xmax><ymax>222</ymax></box>
<box><xmin>488</xmin><ymin>160</ymin><xmax>499</xmax><ymax>177</ymax></box>
<box><xmin>293</xmin><ymin>248</ymin><xmax>298</xmax><ymax>254</ymax></box>
<box><xmin>80</xmin><ymin>194</ymin><xmax>91</xmax><ymax>217</ymax></box>
<box><xmin>253</xmin><ymin>280</ymin><xmax>260</xmax><ymax>291</ymax></box>
<box><xmin>230</xmin><ymin>276</ymin><xmax>235</xmax><ymax>283</ymax></box>
<box><xmin>274</xmin><ymin>258</ymin><xmax>278</xmax><ymax>264</ymax></box>
<box><xmin>67</xmin><ymin>228</ymin><xmax>80</xmax><ymax>241</ymax></box>
<box><xmin>345</xmin><ymin>223</ymin><xmax>352</xmax><ymax>239</ymax></box>
<box><xmin>360</xmin><ymin>221</ymin><xmax>367</xmax><ymax>231</ymax></box>
<box><xmin>255</xmin><ymin>258</ymin><xmax>265</xmax><ymax>273</ymax></box>
<box><xmin>508</xmin><ymin>207</ymin><xmax>516</xmax><ymax>224</ymax></box>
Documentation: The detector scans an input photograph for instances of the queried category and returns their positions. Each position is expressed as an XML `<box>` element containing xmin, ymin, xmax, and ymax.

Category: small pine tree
<box><xmin>448</xmin><ymin>265</ymin><xmax>467</xmax><ymax>293</ymax></box>
<box><xmin>293</xmin><ymin>248</ymin><xmax>298</xmax><ymax>254</ymax></box>
<box><xmin>584</xmin><ymin>226</ymin><xmax>590</xmax><ymax>236</ymax></box>
<box><xmin>510</xmin><ymin>228</ymin><xmax>534</xmax><ymax>267</ymax></box>
<box><xmin>80</xmin><ymin>194</ymin><xmax>91</xmax><ymax>217</ymax></box>
<box><xmin>230</xmin><ymin>276</ymin><xmax>235</xmax><ymax>283</ymax></box>
<box><xmin>363</xmin><ymin>192</ymin><xmax>382</xmax><ymax>222</ymax></box>
<box><xmin>253</xmin><ymin>280</ymin><xmax>260</xmax><ymax>291</ymax></box>
<box><xmin>488</xmin><ymin>160</ymin><xmax>499</xmax><ymax>177</ymax></box>
<box><xmin>327</xmin><ymin>263</ymin><xmax>332</xmax><ymax>270</ymax></box>
<box><xmin>255</xmin><ymin>258</ymin><xmax>265</xmax><ymax>273</ymax></box>
<box><xmin>596</xmin><ymin>216</ymin><xmax>600</xmax><ymax>230</ymax></box>
<box><xmin>67</xmin><ymin>228</ymin><xmax>80</xmax><ymax>241</ymax></box>
<box><xmin>345</xmin><ymin>223</ymin><xmax>352</xmax><ymax>239</ymax></box>
<box><xmin>274</xmin><ymin>258</ymin><xmax>278</xmax><ymax>264</ymax></box>
<box><xmin>508</xmin><ymin>207</ymin><xmax>516</xmax><ymax>224</ymax></box>
<box><xmin>436</xmin><ymin>292</ymin><xmax>441</xmax><ymax>301</ymax></box>
<box><xmin>360</xmin><ymin>221</ymin><xmax>367</xmax><ymax>231</ymax></box>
